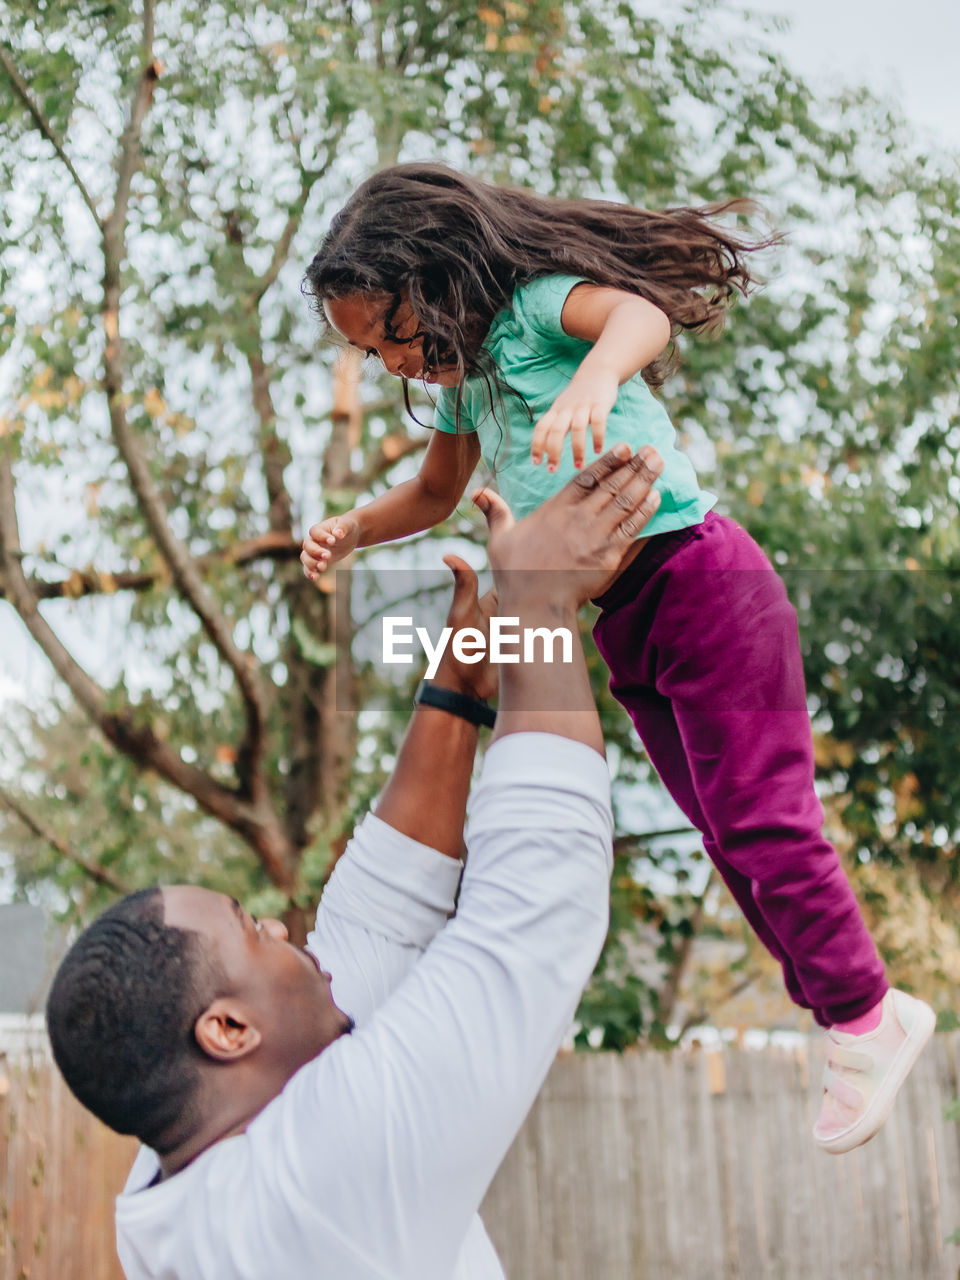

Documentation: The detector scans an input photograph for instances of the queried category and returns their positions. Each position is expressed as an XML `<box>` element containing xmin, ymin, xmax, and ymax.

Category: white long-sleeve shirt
<box><xmin>115</xmin><ymin>733</ymin><xmax>613</xmax><ymax>1280</ymax></box>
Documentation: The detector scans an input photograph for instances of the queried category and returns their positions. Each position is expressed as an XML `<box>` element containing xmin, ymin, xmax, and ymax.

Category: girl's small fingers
<box><xmin>313</xmin><ymin>527</ymin><xmax>336</xmax><ymax>545</ymax></box>
<box><xmin>569</xmin><ymin>421</ymin><xmax>588</xmax><ymax>469</ymax></box>
<box><xmin>591</xmin><ymin>414</ymin><xmax>607</xmax><ymax>454</ymax></box>
<box><xmin>544</xmin><ymin>418</ymin><xmax>571</xmax><ymax>472</ymax></box>
<box><xmin>570</xmin><ymin>403</ymin><xmax>592</xmax><ymax>433</ymax></box>
<box><xmin>531</xmin><ymin>415</ymin><xmax>555</xmax><ymax>464</ymax></box>
<box><xmin>570</xmin><ymin>407</ymin><xmax>592</xmax><ymax>467</ymax></box>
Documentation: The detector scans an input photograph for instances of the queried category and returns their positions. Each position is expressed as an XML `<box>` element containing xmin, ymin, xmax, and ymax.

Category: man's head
<box><xmin>46</xmin><ymin>886</ymin><xmax>352</xmax><ymax>1158</ymax></box>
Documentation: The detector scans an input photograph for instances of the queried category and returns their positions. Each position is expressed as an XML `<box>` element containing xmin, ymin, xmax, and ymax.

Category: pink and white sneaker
<box><xmin>813</xmin><ymin>988</ymin><xmax>936</xmax><ymax>1155</ymax></box>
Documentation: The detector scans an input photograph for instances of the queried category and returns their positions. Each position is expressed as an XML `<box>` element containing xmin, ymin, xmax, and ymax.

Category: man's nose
<box><xmin>263</xmin><ymin>918</ymin><xmax>289</xmax><ymax>942</ymax></box>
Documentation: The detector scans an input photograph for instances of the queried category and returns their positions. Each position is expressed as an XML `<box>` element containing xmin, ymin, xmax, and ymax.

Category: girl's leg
<box><xmin>614</xmin><ymin>685</ymin><xmax>811</xmax><ymax>1014</ymax></box>
<box><xmin>594</xmin><ymin>514</ymin><xmax>887</xmax><ymax>1027</ymax></box>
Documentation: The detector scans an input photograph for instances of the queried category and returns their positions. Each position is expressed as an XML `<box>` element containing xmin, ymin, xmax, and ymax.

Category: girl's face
<box><xmin>323</xmin><ymin>293</ymin><xmax>460</xmax><ymax>387</ymax></box>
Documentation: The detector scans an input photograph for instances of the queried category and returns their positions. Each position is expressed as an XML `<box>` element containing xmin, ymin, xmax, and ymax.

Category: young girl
<box><xmin>299</xmin><ymin>163</ymin><xmax>934</xmax><ymax>1154</ymax></box>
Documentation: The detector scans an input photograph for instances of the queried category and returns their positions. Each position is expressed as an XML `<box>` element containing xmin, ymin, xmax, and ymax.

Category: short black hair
<box><xmin>46</xmin><ymin>888</ymin><xmax>221</xmax><ymax>1153</ymax></box>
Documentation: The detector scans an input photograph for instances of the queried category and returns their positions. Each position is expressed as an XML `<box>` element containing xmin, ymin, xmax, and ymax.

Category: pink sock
<box><xmin>834</xmin><ymin>998</ymin><xmax>884</xmax><ymax>1035</ymax></box>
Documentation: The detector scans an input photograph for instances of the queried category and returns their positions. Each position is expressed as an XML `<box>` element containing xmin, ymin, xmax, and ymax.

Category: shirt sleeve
<box><xmin>306</xmin><ymin>814</ymin><xmax>464</xmax><ymax>1025</ymax></box>
<box><xmin>282</xmin><ymin>732</ymin><xmax>614</xmax><ymax>1280</ymax></box>
<box><xmin>513</xmin><ymin>274</ymin><xmax>590</xmax><ymax>344</ymax></box>
<box><xmin>315</xmin><ymin>814</ymin><xmax>463</xmax><ymax>950</ymax></box>
<box><xmin>433</xmin><ymin>385</ymin><xmax>478</xmax><ymax>434</ymax></box>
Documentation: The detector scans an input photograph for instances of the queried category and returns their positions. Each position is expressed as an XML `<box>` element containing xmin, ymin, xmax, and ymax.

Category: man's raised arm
<box><xmin>307</xmin><ymin>556</ymin><xmax>498</xmax><ymax>1024</ymax></box>
<box><xmin>372</xmin><ymin>556</ymin><xmax>497</xmax><ymax>858</ymax></box>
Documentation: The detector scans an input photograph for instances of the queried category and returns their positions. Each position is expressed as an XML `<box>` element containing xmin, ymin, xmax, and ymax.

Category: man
<box><xmin>45</xmin><ymin>445</ymin><xmax>664</xmax><ymax>1280</ymax></box>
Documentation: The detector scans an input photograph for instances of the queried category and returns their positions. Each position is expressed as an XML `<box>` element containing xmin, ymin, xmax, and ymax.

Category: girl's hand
<box><xmin>301</xmin><ymin>512</ymin><xmax>361</xmax><ymax>581</ymax></box>
<box><xmin>530</xmin><ymin>367</ymin><xmax>620</xmax><ymax>471</ymax></box>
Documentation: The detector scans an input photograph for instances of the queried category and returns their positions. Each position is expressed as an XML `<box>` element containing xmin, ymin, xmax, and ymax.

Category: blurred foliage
<box><xmin>0</xmin><ymin>0</ymin><xmax>957</xmax><ymax>1041</ymax></box>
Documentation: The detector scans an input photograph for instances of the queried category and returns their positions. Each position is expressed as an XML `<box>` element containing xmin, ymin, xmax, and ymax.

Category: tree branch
<box><xmin>0</xmin><ymin>448</ymin><xmax>297</xmax><ymax>890</ymax></box>
<box><xmin>235</xmin><ymin>29</ymin><xmax>345</xmax><ymax>308</ymax></box>
<box><xmin>657</xmin><ymin>868</ymin><xmax>714</xmax><ymax>1027</ymax></box>
<box><xmin>0</xmin><ymin>531</ymin><xmax>303</xmax><ymax>603</ymax></box>
<box><xmin>246</xmin><ymin>346</ymin><xmax>294</xmax><ymax>533</ymax></box>
<box><xmin>97</xmin><ymin>6</ymin><xmax>275</xmax><ymax>805</ymax></box>
<box><xmin>250</xmin><ymin>176</ymin><xmax>312</xmax><ymax>306</ymax></box>
<box><xmin>0</xmin><ymin>782</ymin><xmax>128</xmax><ymax>894</ymax></box>
<box><xmin>352</xmin><ymin>432</ymin><xmax>427</xmax><ymax>489</ymax></box>
<box><xmin>104</xmin><ymin>0</ymin><xmax>159</xmax><ymax>245</ymax></box>
<box><xmin>677</xmin><ymin>970</ymin><xmax>762</xmax><ymax>1039</ymax></box>
<box><xmin>613</xmin><ymin>826</ymin><xmax>699</xmax><ymax>851</ymax></box>
<box><xmin>0</xmin><ymin>41</ymin><xmax>104</xmax><ymax>230</ymax></box>
<box><xmin>353</xmin><ymin>579</ymin><xmax>451</xmax><ymax>632</ymax></box>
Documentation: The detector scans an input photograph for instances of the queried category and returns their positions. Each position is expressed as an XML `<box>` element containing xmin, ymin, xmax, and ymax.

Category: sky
<box><xmin>2</xmin><ymin>0</ymin><xmax>959</xmax><ymax>717</ymax></box>
<box><xmin>742</xmin><ymin>0</ymin><xmax>960</xmax><ymax>147</ymax></box>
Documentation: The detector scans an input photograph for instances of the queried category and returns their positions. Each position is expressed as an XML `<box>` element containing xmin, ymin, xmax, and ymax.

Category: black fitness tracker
<box><xmin>414</xmin><ymin>680</ymin><xmax>497</xmax><ymax>729</ymax></box>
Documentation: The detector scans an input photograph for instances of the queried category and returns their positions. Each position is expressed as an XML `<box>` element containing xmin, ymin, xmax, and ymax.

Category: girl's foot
<box><xmin>813</xmin><ymin>988</ymin><xmax>935</xmax><ymax>1155</ymax></box>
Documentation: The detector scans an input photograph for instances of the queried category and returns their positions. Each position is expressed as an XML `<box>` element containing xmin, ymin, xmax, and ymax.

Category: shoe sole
<box><xmin>814</xmin><ymin>998</ymin><xmax>936</xmax><ymax>1155</ymax></box>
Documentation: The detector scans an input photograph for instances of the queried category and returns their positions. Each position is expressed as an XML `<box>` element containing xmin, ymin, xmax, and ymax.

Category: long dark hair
<box><xmin>303</xmin><ymin>163</ymin><xmax>778</xmax><ymax>414</ymax></box>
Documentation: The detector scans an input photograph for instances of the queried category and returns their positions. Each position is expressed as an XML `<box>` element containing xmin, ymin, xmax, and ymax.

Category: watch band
<box><xmin>414</xmin><ymin>680</ymin><xmax>497</xmax><ymax>729</ymax></box>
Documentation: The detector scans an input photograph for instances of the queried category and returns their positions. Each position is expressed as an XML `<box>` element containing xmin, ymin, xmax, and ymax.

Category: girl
<box><xmin>300</xmin><ymin>163</ymin><xmax>933</xmax><ymax>1155</ymax></box>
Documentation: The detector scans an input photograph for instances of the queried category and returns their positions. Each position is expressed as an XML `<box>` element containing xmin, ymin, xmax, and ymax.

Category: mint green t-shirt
<box><xmin>434</xmin><ymin>274</ymin><xmax>715</xmax><ymax>536</ymax></box>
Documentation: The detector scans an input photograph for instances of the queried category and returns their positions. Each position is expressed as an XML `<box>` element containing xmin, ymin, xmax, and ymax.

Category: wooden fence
<box><xmin>2</xmin><ymin>1037</ymin><xmax>960</xmax><ymax>1279</ymax></box>
<box><xmin>0</xmin><ymin>1055</ymin><xmax>136</xmax><ymax>1279</ymax></box>
<box><xmin>483</xmin><ymin>1035</ymin><xmax>960</xmax><ymax>1280</ymax></box>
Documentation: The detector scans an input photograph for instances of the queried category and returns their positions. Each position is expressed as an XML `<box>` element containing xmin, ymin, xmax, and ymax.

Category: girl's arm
<box><xmin>530</xmin><ymin>285</ymin><xmax>671</xmax><ymax>471</ymax></box>
<box><xmin>301</xmin><ymin>430</ymin><xmax>481</xmax><ymax>579</ymax></box>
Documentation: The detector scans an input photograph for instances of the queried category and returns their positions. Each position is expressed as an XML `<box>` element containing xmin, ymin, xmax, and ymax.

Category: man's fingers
<box><xmin>442</xmin><ymin>554</ymin><xmax>478</xmax><ymax>599</ymax></box>
<box><xmin>472</xmin><ymin>486</ymin><xmax>514</xmax><ymax>536</ymax></box>
<box><xmin>571</xmin><ymin>442</ymin><xmax>633</xmax><ymax>493</ymax></box>
<box><xmin>616</xmin><ymin>483</ymin><xmax>661</xmax><ymax>539</ymax></box>
<box><xmin>479</xmin><ymin>586</ymin><xmax>499</xmax><ymax>615</ymax></box>
<box><xmin>570</xmin><ymin>444</ymin><xmax>663</xmax><ymax>537</ymax></box>
<box><xmin>607</xmin><ymin>451</ymin><xmax>664</xmax><ymax>537</ymax></box>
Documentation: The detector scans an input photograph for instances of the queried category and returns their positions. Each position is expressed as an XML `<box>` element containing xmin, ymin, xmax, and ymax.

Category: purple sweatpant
<box><xmin>592</xmin><ymin>511</ymin><xmax>887</xmax><ymax>1028</ymax></box>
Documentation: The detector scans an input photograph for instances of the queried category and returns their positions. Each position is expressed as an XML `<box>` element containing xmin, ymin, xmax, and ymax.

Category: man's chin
<box><xmin>338</xmin><ymin>1013</ymin><xmax>356</xmax><ymax>1037</ymax></box>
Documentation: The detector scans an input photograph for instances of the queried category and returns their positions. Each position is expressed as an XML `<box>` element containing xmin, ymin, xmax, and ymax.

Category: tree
<box><xmin>1</xmin><ymin>0</ymin><xmax>957</xmax><ymax>1031</ymax></box>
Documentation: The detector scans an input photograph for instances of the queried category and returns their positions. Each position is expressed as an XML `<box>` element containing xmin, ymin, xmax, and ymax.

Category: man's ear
<box><xmin>195</xmin><ymin>999</ymin><xmax>262</xmax><ymax>1061</ymax></box>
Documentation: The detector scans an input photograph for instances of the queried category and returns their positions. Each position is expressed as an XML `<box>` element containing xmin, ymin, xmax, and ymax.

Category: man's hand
<box><xmin>301</xmin><ymin>512</ymin><xmax>361</xmax><ymax>581</ymax></box>
<box><xmin>430</xmin><ymin>556</ymin><xmax>499</xmax><ymax>704</ymax></box>
<box><xmin>472</xmin><ymin>444</ymin><xmax>663</xmax><ymax>750</ymax></box>
<box><xmin>529</xmin><ymin>368</ymin><xmax>619</xmax><ymax>471</ymax></box>
<box><xmin>474</xmin><ymin>443</ymin><xmax>663</xmax><ymax>606</ymax></box>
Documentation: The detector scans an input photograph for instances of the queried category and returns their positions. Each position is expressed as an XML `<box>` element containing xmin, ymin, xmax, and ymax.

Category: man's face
<box><xmin>162</xmin><ymin>886</ymin><xmax>353</xmax><ymax>1077</ymax></box>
